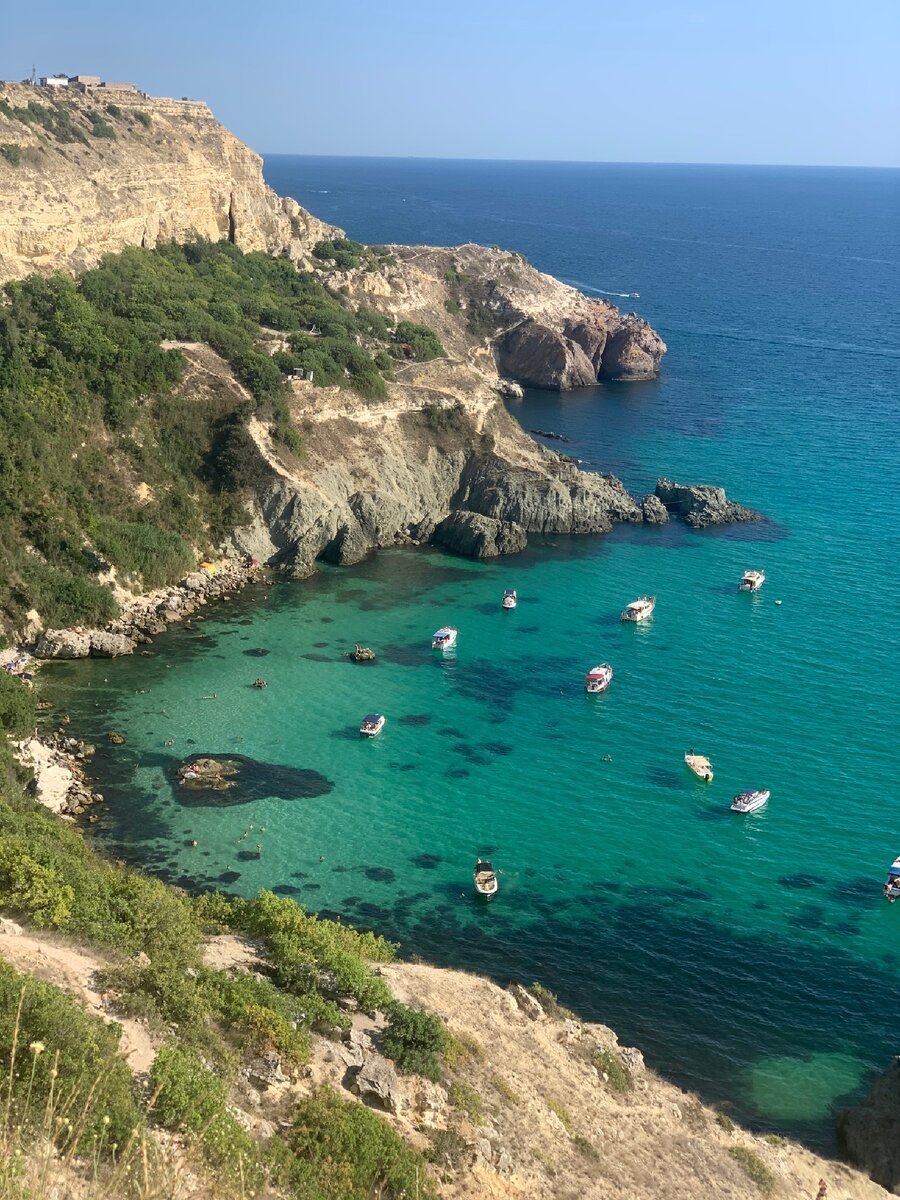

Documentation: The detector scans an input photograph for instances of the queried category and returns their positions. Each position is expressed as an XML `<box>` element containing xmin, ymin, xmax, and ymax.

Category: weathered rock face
<box><xmin>838</xmin><ymin>1059</ymin><xmax>900</xmax><ymax>1192</ymax></box>
<box><xmin>655</xmin><ymin>478</ymin><xmax>761</xmax><ymax>529</ymax></box>
<box><xmin>432</xmin><ymin>510</ymin><xmax>528</xmax><ymax>559</ymax></box>
<box><xmin>641</xmin><ymin>493</ymin><xmax>669</xmax><ymax>525</ymax></box>
<box><xmin>0</xmin><ymin>84</ymin><xmax>336</xmax><ymax>282</ymax></box>
<box><xmin>340</xmin><ymin>243</ymin><xmax>666</xmax><ymax>390</ymax></box>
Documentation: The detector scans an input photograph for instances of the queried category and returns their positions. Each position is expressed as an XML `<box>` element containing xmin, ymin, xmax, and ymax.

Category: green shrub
<box><xmin>0</xmin><ymin>962</ymin><xmax>142</xmax><ymax>1152</ymax></box>
<box><xmin>88</xmin><ymin>518</ymin><xmax>194</xmax><ymax>588</ymax></box>
<box><xmin>90</xmin><ymin>117</ymin><xmax>116</xmax><ymax>139</ymax></box>
<box><xmin>0</xmin><ymin>144</ymin><xmax>21</xmax><ymax>166</ymax></box>
<box><xmin>466</xmin><ymin>302</ymin><xmax>500</xmax><ymax>338</ymax></box>
<box><xmin>134</xmin><ymin>110</ymin><xmax>152</xmax><ymax>128</ymax></box>
<box><xmin>381</xmin><ymin>1001</ymin><xmax>449</xmax><ymax>1081</ymax></box>
<box><xmin>715</xmin><ymin>1104</ymin><xmax>735</xmax><ymax>1132</ymax></box>
<box><xmin>547</xmin><ymin>1098</ymin><xmax>572</xmax><ymax>1131</ymax></box>
<box><xmin>105</xmin><ymin>103</ymin><xmax>122</xmax><ymax>119</ymax></box>
<box><xmin>286</xmin><ymin>1088</ymin><xmax>437</xmax><ymax>1199</ymax></box>
<box><xmin>0</xmin><ymin>673</ymin><xmax>36</xmax><ymax>737</ymax></box>
<box><xmin>235</xmin><ymin>889</ymin><xmax>394</xmax><ymax>1013</ymax></box>
<box><xmin>393</xmin><ymin>320</ymin><xmax>446</xmax><ymax>361</ymax></box>
<box><xmin>312</xmin><ymin>238</ymin><xmax>366</xmax><ymax>271</ymax></box>
<box><xmin>426</xmin><ymin>1124</ymin><xmax>469</xmax><ymax>1169</ymax></box>
<box><xmin>727</xmin><ymin>1145</ymin><xmax>776</xmax><ymax>1194</ymax></box>
<box><xmin>491</xmin><ymin>1073</ymin><xmax>519</xmax><ymax>1105</ymax></box>
<box><xmin>449</xmin><ymin>1080</ymin><xmax>483</xmax><ymax>1124</ymax></box>
<box><xmin>150</xmin><ymin>1045</ymin><xmax>262</xmax><ymax>1181</ymax></box>
<box><xmin>444</xmin><ymin>269</ymin><xmax>470</xmax><ymax>285</ymax></box>
<box><xmin>421</xmin><ymin>401</ymin><xmax>465</xmax><ymax>433</ymax></box>
<box><xmin>530</xmin><ymin>981</ymin><xmax>577</xmax><ymax>1021</ymax></box>
<box><xmin>444</xmin><ymin>297</ymin><xmax>461</xmax><ymax>314</ymax></box>
<box><xmin>572</xmin><ymin>1134</ymin><xmax>600</xmax><ymax>1161</ymax></box>
<box><xmin>591</xmin><ymin>1046</ymin><xmax>633</xmax><ymax>1093</ymax></box>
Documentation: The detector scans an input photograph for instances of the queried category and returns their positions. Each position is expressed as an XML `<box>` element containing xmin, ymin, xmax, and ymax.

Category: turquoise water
<box><xmin>43</xmin><ymin>161</ymin><xmax>899</xmax><ymax>1144</ymax></box>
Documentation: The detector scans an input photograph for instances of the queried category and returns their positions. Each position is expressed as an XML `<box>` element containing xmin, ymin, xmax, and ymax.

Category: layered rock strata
<box><xmin>0</xmin><ymin>83</ymin><xmax>336</xmax><ymax>281</ymax></box>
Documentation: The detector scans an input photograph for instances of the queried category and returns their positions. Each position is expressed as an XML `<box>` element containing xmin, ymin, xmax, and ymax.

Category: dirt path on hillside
<box><xmin>0</xmin><ymin>924</ymin><xmax>158</xmax><ymax>1073</ymax></box>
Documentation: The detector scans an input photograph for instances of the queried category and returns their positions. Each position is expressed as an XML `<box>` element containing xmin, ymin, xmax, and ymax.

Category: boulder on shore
<box><xmin>654</xmin><ymin>478</ymin><xmax>761</xmax><ymax>528</ymax></box>
<box><xmin>432</xmin><ymin>510</ymin><xmax>527</xmax><ymax>559</ymax></box>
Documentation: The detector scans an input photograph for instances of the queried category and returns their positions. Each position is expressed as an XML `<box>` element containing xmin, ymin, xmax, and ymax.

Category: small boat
<box><xmin>359</xmin><ymin>713</ymin><xmax>386</xmax><ymax>737</ymax></box>
<box><xmin>685</xmin><ymin>752</ymin><xmax>714</xmax><ymax>782</ymax></box>
<box><xmin>432</xmin><ymin>627</ymin><xmax>458</xmax><ymax>650</ymax></box>
<box><xmin>585</xmin><ymin>663</ymin><xmax>614</xmax><ymax>694</ymax></box>
<box><xmin>252</xmin><ymin>678</ymin><xmax>268</xmax><ymax>689</ymax></box>
<box><xmin>739</xmin><ymin>570</ymin><xmax>766</xmax><ymax>592</ymax></box>
<box><xmin>502</xmin><ymin>589</ymin><xmax>517</xmax><ymax>610</ymax></box>
<box><xmin>731</xmin><ymin>789</ymin><xmax>770</xmax><ymax>813</ymax></box>
<box><xmin>883</xmin><ymin>856</ymin><xmax>900</xmax><ymax>902</ymax></box>
<box><xmin>621</xmin><ymin>595</ymin><xmax>656</xmax><ymax>622</ymax></box>
<box><xmin>474</xmin><ymin>859</ymin><xmax>498</xmax><ymax>898</ymax></box>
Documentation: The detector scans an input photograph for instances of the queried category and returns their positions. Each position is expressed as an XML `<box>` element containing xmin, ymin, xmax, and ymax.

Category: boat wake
<box><xmin>562</xmin><ymin>278</ymin><xmax>639</xmax><ymax>299</ymax></box>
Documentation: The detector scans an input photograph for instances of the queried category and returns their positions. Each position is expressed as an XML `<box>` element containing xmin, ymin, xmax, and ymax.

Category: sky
<box><xmin>2</xmin><ymin>0</ymin><xmax>898</xmax><ymax>167</ymax></box>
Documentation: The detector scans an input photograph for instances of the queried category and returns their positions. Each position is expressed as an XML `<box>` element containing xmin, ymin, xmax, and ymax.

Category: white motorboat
<box><xmin>883</xmin><ymin>856</ymin><xmax>900</xmax><ymax>902</ymax></box>
<box><xmin>739</xmin><ymin>570</ymin><xmax>766</xmax><ymax>592</ymax></box>
<box><xmin>731</xmin><ymin>789</ymin><xmax>770</xmax><ymax>813</ymax></box>
<box><xmin>474</xmin><ymin>859</ymin><xmax>498</xmax><ymax>898</ymax></box>
<box><xmin>684</xmin><ymin>752</ymin><xmax>714</xmax><ymax>782</ymax></box>
<box><xmin>359</xmin><ymin>713</ymin><xmax>386</xmax><ymax>737</ymax></box>
<box><xmin>621</xmin><ymin>595</ymin><xmax>656</xmax><ymax>622</ymax></box>
<box><xmin>585</xmin><ymin>663</ymin><xmax>614</xmax><ymax>694</ymax></box>
<box><xmin>502</xmin><ymin>589</ymin><xmax>517</xmax><ymax>610</ymax></box>
<box><xmin>432</xmin><ymin>627</ymin><xmax>458</xmax><ymax>650</ymax></box>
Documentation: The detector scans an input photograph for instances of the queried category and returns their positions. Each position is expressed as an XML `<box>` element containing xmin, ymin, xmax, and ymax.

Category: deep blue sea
<box><xmin>47</xmin><ymin>159</ymin><xmax>899</xmax><ymax>1145</ymax></box>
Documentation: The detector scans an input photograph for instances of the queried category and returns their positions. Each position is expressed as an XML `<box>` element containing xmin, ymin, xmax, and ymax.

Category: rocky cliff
<box><xmin>839</xmin><ymin>1060</ymin><xmax>900</xmax><ymax>1193</ymax></box>
<box><xmin>0</xmin><ymin>83</ymin><xmax>335</xmax><ymax>280</ymax></box>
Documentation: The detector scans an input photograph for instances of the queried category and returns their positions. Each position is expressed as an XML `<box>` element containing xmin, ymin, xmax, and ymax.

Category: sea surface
<box><xmin>46</xmin><ymin>159</ymin><xmax>899</xmax><ymax>1145</ymax></box>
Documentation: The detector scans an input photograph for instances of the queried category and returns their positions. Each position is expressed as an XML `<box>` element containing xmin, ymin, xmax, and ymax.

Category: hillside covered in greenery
<box><xmin>0</xmin><ymin>239</ymin><xmax>444</xmax><ymax>636</ymax></box>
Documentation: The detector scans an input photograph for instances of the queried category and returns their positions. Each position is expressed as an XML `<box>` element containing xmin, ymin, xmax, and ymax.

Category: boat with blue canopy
<box><xmin>883</xmin><ymin>856</ymin><xmax>900</xmax><ymax>901</ymax></box>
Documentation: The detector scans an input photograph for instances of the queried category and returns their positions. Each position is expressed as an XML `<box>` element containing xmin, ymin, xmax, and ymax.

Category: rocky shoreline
<box><xmin>32</xmin><ymin>557</ymin><xmax>258</xmax><ymax>660</ymax></box>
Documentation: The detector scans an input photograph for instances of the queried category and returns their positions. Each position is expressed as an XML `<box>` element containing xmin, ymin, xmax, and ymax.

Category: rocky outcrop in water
<box><xmin>432</xmin><ymin>510</ymin><xmax>528</xmax><ymax>559</ymax></box>
<box><xmin>654</xmin><ymin>478</ymin><xmax>761</xmax><ymax>529</ymax></box>
<box><xmin>838</xmin><ymin>1059</ymin><xmax>900</xmax><ymax>1192</ymax></box>
<box><xmin>641</xmin><ymin>493</ymin><xmax>669</xmax><ymax>524</ymax></box>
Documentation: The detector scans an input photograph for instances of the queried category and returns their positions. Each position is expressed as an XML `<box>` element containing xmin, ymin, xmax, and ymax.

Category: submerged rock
<box><xmin>173</xmin><ymin>753</ymin><xmax>332</xmax><ymax>807</ymax></box>
<box><xmin>655</xmin><ymin>478</ymin><xmax>762</xmax><ymax>528</ymax></box>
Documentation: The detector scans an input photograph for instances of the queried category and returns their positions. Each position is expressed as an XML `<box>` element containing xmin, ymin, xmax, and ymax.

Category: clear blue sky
<box><xmin>3</xmin><ymin>0</ymin><xmax>898</xmax><ymax>166</ymax></box>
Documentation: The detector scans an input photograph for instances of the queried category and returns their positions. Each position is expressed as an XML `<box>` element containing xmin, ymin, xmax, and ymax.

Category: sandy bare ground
<box><xmin>385</xmin><ymin>961</ymin><xmax>889</xmax><ymax>1200</ymax></box>
<box><xmin>0</xmin><ymin>924</ymin><xmax>158</xmax><ymax>1073</ymax></box>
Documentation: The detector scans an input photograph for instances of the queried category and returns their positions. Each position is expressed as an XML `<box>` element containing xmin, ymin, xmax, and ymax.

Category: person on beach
<box><xmin>815</xmin><ymin>1181</ymin><xmax>827</xmax><ymax>1200</ymax></box>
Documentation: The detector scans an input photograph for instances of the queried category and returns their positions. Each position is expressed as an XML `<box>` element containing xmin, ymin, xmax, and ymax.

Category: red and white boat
<box><xmin>585</xmin><ymin>663</ymin><xmax>614</xmax><ymax>694</ymax></box>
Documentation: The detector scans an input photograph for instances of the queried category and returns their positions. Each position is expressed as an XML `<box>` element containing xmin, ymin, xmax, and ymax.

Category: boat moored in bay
<box><xmin>585</xmin><ymin>663</ymin><xmax>614</xmax><ymax>694</ymax></box>
<box><xmin>883</xmin><ymin>856</ymin><xmax>900</xmax><ymax>901</ymax></box>
<box><xmin>685</xmin><ymin>752</ymin><xmax>714</xmax><ymax>782</ymax></box>
<box><xmin>359</xmin><ymin>713</ymin><xmax>386</xmax><ymax>737</ymax></box>
<box><xmin>502</xmin><ymin>589</ymin><xmax>517</xmax><ymax>610</ymax></box>
<box><xmin>432</xmin><ymin>627</ymin><xmax>458</xmax><ymax>650</ymax></box>
<box><xmin>739</xmin><ymin>570</ymin><xmax>766</xmax><ymax>592</ymax></box>
<box><xmin>474</xmin><ymin>859</ymin><xmax>498</xmax><ymax>898</ymax></box>
<box><xmin>621</xmin><ymin>595</ymin><xmax>656</xmax><ymax>622</ymax></box>
<box><xmin>731</xmin><ymin>789</ymin><xmax>770</xmax><ymax>813</ymax></box>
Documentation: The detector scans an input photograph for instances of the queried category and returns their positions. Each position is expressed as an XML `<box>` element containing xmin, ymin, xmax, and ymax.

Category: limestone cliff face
<box><xmin>226</xmin><ymin>353</ymin><xmax>642</xmax><ymax>574</ymax></box>
<box><xmin>0</xmin><ymin>83</ymin><xmax>335</xmax><ymax>280</ymax></box>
